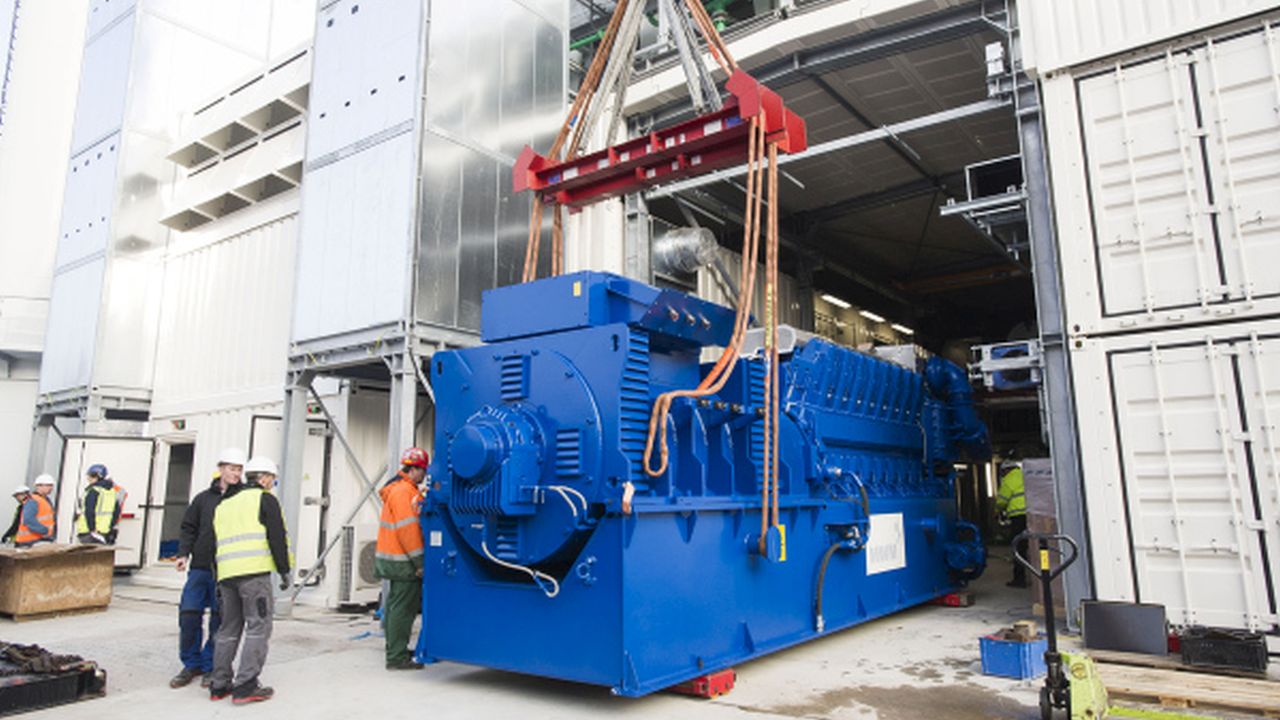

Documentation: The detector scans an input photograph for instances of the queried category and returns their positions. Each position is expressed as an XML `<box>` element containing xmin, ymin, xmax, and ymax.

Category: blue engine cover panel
<box><xmin>419</xmin><ymin>271</ymin><xmax>988</xmax><ymax>695</ymax></box>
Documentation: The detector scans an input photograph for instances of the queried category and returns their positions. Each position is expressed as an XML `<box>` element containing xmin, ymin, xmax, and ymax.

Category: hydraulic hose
<box><xmin>814</xmin><ymin>541</ymin><xmax>841</xmax><ymax>633</ymax></box>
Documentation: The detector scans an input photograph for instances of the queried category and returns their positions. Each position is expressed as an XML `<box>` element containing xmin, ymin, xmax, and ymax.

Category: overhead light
<box><xmin>819</xmin><ymin>293</ymin><xmax>851</xmax><ymax>309</ymax></box>
<box><xmin>859</xmin><ymin>309</ymin><xmax>885</xmax><ymax>323</ymax></box>
<box><xmin>891</xmin><ymin>323</ymin><xmax>914</xmax><ymax>335</ymax></box>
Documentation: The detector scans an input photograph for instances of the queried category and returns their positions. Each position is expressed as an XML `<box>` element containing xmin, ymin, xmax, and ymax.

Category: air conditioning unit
<box><xmin>337</xmin><ymin>523</ymin><xmax>382</xmax><ymax>608</ymax></box>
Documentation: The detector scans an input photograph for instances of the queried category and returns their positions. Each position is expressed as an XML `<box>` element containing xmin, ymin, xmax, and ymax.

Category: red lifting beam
<box><xmin>513</xmin><ymin>69</ymin><xmax>806</xmax><ymax>211</ymax></box>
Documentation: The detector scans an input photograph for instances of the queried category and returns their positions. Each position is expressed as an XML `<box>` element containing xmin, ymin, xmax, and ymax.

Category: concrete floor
<box><xmin>0</xmin><ymin>553</ymin><xmax>1202</xmax><ymax>719</ymax></box>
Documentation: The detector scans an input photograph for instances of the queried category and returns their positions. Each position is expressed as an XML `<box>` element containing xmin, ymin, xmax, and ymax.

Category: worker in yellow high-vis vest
<box><xmin>208</xmin><ymin>457</ymin><xmax>291</xmax><ymax>705</ymax></box>
<box><xmin>995</xmin><ymin>460</ymin><xmax>1028</xmax><ymax>588</ymax></box>
<box><xmin>76</xmin><ymin>463</ymin><xmax>125</xmax><ymax>544</ymax></box>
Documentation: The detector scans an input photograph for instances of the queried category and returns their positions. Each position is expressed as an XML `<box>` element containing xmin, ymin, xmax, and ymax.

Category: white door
<box><xmin>1108</xmin><ymin>337</ymin><xmax>1279</xmax><ymax>630</ymax></box>
<box><xmin>248</xmin><ymin>416</ymin><xmax>330</xmax><ymax>584</ymax></box>
<box><xmin>57</xmin><ymin>436</ymin><xmax>155</xmax><ymax>569</ymax></box>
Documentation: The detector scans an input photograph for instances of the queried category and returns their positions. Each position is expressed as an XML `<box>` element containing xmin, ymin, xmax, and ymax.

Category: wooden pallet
<box><xmin>1</xmin><ymin>605</ymin><xmax>109</xmax><ymax>623</ymax></box>
<box><xmin>1090</xmin><ymin>648</ymin><xmax>1267</xmax><ymax>679</ymax></box>
<box><xmin>1101</xmin><ymin>663</ymin><xmax>1280</xmax><ymax>717</ymax></box>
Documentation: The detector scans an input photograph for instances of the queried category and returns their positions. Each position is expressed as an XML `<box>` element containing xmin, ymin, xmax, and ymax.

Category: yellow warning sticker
<box><xmin>1040</xmin><ymin>549</ymin><xmax>1051</xmax><ymax>571</ymax></box>
<box><xmin>572</xmin><ymin>280</ymin><xmax>582</xmax><ymax>297</ymax></box>
<box><xmin>778</xmin><ymin>524</ymin><xmax>787</xmax><ymax>562</ymax></box>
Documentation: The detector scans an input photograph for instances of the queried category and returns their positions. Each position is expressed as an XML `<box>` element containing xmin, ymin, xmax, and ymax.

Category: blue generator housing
<box><xmin>418</xmin><ymin>271</ymin><xmax>988</xmax><ymax>696</ymax></box>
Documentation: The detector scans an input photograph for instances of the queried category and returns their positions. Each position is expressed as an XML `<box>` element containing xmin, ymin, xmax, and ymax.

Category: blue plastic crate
<box><xmin>159</xmin><ymin>539</ymin><xmax>179</xmax><ymax>559</ymax></box>
<box><xmin>980</xmin><ymin>634</ymin><xmax>1047</xmax><ymax>679</ymax></box>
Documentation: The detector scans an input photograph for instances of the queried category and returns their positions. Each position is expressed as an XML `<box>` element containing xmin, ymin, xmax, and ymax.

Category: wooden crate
<box><xmin>0</xmin><ymin>545</ymin><xmax>115</xmax><ymax>619</ymax></box>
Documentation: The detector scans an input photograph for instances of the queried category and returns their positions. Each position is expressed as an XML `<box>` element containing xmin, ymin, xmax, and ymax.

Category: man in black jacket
<box><xmin>169</xmin><ymin>447</ymin><xmax>244</xmax><ymax>690</ymax></box>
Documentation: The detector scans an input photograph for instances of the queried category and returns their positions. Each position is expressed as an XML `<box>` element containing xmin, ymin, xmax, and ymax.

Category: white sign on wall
<box><xmin>865</xmin><ymin>513</ymin><xmax>906</xmax><ymax>575</ymax></box>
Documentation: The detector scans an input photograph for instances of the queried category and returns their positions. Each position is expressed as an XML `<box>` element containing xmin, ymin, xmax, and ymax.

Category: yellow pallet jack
<box><xmin>1013</xmin><ymin>533</ymin><xmax>1213</xmax><ymax>720</ymax></box>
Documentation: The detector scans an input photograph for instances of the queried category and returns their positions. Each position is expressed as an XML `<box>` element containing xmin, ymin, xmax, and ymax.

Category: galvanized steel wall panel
<box><xmin>1044</xmin><ymin>20</ymin><xmax>1280</xmax><ymax>336</ymax></box>
<box><xmin>414</xmin><ymin>0</ymin><xmax>565</xmax><ymax>332</ymax></box>
<box><xmin>291</xmin><ymin>0</ymin><xmax>421</xmax><ymax>343</ymax></box>
<box><xmin>151</xmin><ymin>212</ymin><xmax>298</xmax><ymax>416</ymax></box>
<box><xmin>293</xmin><ymin>131</ymin><xmax>417</xmax><ymax>341</ymax></box>
<box><xmin>1019</xmin><ymin>0</ymin><xmax>1275</xmax><ymax>75</ymax></box>
<box><xmin>70</xmin><ymin>6</ymin><xmax>133</xmax><ymax>155</ymax></box>
<box><xmin>38</xmin><ymin>258</ymin><xmax>104</xmax><ymax>394</ymax></box>
<box><xmin>1071</xmin><ymin>319</ymin><xmax>1280</xmax><ymax>631</ymax></box>
<box><xmin>56</xmin><ymin>134</ymin><xmax>121</xmax><ymax>270</ymax></box>
<box><xmin>84</xmin><ymin>0</ymin><xmax>135</xmax><ymax>40</ymax></box>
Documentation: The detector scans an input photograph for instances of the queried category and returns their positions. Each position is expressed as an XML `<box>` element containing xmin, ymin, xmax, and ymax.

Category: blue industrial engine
<box><xmin>417</xmin><ymin>271</ymin><xmax>989</xmax><ymax>696</ymax></box>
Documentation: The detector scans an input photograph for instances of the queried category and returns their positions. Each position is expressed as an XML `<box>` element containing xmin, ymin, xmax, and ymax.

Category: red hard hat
<box><xmin>401</xmin><ymin>447</ymin><xmax>429</xmax><ymax>468</ymax></box>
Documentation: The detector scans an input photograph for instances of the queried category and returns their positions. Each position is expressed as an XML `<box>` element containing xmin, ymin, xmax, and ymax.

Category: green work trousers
<box><xmin>383</xmin><ymin>578</ymin><xmax>421</xmax><ymax>665</ymax></box>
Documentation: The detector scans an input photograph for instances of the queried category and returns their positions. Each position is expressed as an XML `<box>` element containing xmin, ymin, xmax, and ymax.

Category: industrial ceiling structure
<box><xmin>574</xmin><ymin>0</ymin><xmax>1034</xmax><ymax>346</ymax></box>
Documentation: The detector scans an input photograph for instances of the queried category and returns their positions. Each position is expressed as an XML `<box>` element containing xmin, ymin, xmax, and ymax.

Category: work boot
<box><xmin>386</xmin><ymin>658</ymin><xmax>424</xmax><ymax>670</ymax></box>
<box><xmin>232</xmin><ymin>681</ymin><xmax>274</xmax><ymax>705</ymax></box>
<box><xmin>200</xmin><ymin>673</ymin><xmax>213</xmax><ymax>689</ymax></box>
<box><xmin>209</xmin><ymin>685</ymin><xmax>231</xmax><ymax>701</ymax></box>
<box><xmin>169</xmin><ymin>667</ymin><xmax>204</xmax><ymax>688</ymax></box>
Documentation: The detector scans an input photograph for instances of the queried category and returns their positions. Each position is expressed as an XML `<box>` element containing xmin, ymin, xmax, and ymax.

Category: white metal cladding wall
<box><xmin>291</xmin><ymin>0</ymin><xmax>421</xmax><ymax>343</ymax></box>
<box><xmin>1018</xmin><ymin>0</ymin><xmax>1276</xmax><ymax>76</ymax></box>
<box><xmin>150</xmin><ymin>210</ymin><xmax>299</xmax><ymax>417</ymax></box>
<box><xmin>1071</xmin><ymin>319</ymin><xmax>1280</xmax><ymax>631</ymax></box>
<box><xmin>1043</xmin><ymin>19</ymin><xmax>1280</xmax><ymax>336</ymax></box>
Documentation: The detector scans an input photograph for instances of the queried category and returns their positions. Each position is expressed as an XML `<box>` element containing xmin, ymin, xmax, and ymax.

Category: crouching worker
<box><xmin>209</xmin><ymin>456</ymin><xmax>291</xmax><ymax>704</ymax></box>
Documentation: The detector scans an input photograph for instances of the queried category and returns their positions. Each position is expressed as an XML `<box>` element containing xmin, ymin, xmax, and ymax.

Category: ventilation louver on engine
<box><xmin>618</xmin><ymin>330</ymin><xmax>651</xmax><ymax>488</ymax></box>
<box><xmin>501</xmin><ymin>354</ymin><xmax>530</xmax><ymax>401</ymax></box>
<box><xmin>556</xmin><ymin>428</ymin><xmax>582</xmax><ymax>477</ymax></box>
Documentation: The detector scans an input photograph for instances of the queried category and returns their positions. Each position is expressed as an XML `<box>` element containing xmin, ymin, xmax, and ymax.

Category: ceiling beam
<box><xmin>639</xmin><ymin>1</ymin><xmax>996</xmax><ymax>127</ymax></box>
<box><xmin>646</xmin><ymin>96</ymin><xmax>1011</xmax><ymax>199</ymax></box>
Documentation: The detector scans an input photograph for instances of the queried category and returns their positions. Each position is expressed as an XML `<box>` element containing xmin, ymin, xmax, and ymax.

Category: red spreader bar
<box><xmin>513</xmin><ymin>69</ymin><xmax>807</xmax><ymax>211</ymax></box>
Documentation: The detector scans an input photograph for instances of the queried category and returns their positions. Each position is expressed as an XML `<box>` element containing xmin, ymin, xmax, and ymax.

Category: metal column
<box><xmin>1017</xmin><ymin>80</ymin><xmax>1093</xmax><ymax>629</ymax></box>
<box><xmin>624</xmin><ymin>193</ymin><xmax>652</xmax><ymax>283</ymax></box>
<box><xmin>386</xmin><ymin>352</ymin><xmax>418</xmax><ymax>471</ymax></box>
<box><xmin>279</xmin><ymin>368</ymin><xmax>315</xmax><ymax>588</ymax></box>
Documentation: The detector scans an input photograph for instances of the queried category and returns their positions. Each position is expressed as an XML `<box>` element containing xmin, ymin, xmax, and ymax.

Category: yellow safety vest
<box><xmin>214</xmin><ymin>487</ymin><xmax>276</xmax><ymax>580</ymax></box>
<box><xmin>997</xmin><ymin>468</ymin><xmax>1027</xmax><ymax>518</ymax></box>
<box><xmin>76</xmin><ymin>485</ymin><xmax>119</xmax><ymax>535</ymax></box>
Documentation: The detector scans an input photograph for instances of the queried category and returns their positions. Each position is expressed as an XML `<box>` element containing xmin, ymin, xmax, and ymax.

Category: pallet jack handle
<box><xmin>1012</xmin><ymin>531</ymin><xmax>1079</xmax><ymax>720</ymax></box>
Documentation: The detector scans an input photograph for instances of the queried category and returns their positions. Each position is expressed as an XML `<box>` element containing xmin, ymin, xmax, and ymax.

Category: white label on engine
<box><xmin>865</xmin><ymin>513</ymin><xmax>906</xmax><ymax>575</ymax></box>
<box><xmin>429</xmin><ymin>531</ymin><xmax>443</xmax><ymax>547</ymax></box>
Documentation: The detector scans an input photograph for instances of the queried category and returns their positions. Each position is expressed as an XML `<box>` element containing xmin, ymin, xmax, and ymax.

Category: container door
<box><xmin>1191</xmin><ymin>28</ymin><xmax>1280</xmax><ymax>308</ymax></box>
<box><xmin>56</xmin><ymin>436</ymin><xmax>156</xmax><ymax>569</ymax></box>
<box><xmin>1076</xmin><ymin>49</ymin><xmax>1221</xmax><ymax>317</ymax></box>
<box><xmin>1109</xmin><ymin>339</ymin><xmax>1275</xmax><ymax>629</ymax></box>
<box><xmin>248</xmin><ymin>416</ymin><xmax>331</xmax><ymax>584</ymax></box>
<box><xmin>1235</xmin><ymin>333</ymin><xmax>1280</xmax><ymax>631</ymax></box>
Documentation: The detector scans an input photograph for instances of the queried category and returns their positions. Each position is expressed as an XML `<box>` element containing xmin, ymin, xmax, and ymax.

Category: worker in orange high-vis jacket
<box><xmin>15</xmin><ymin>475</ymin><xmax>57</xmax><ymax>547</ymax></box>
<box><xmin>376</xmin><ymin>447</ymin><xmax>428</xmax><ymax>670</ymax></box>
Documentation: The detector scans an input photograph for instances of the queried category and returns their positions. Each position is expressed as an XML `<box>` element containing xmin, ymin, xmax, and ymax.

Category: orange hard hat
<box><xmin>401</xmin><ymin>447</ymin><xmax>429</xmax><ymax>468</ymax></box>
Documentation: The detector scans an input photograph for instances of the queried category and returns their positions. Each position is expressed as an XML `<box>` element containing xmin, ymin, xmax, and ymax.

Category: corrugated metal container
<box><xmin>1071</xmin><ymin>318</ymin><xmax>1280</xmax><ymax>631</ymax></box>
<box><xmin>150</xmin><ymin>206</ymin><xmax>299</xmax><ymax>417</ymax></box>
<box><xmin>1042</xmin><ymin>17</ymin><xmax>1280</xmax><ymax>337</ymax></box>
<box><xmin>1019</xmin><ymin>0</ymin><xmax>1276</xmax><ymax>75</ymax></box>
<box><xmin>40</xmin><ymin>0</ymin><xmax>310</xmax><ymax>399</ymax></box>
<box><xmin>292</xmin><ymin>0</ymin><xmax>566</xmax><ymax>347</ymax></box>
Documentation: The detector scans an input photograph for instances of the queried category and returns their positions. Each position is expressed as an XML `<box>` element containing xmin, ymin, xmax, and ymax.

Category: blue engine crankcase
<box><xmin>418</xmin><ymin>271</ymin><xmax>989</xmax><ymax>696</ymax></box>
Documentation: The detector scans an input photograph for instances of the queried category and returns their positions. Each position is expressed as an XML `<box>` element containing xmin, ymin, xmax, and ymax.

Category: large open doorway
<box><xmin>157</xmin><ymin>442</ymin><xmax>194</xmax><ymax>560</ymax></box>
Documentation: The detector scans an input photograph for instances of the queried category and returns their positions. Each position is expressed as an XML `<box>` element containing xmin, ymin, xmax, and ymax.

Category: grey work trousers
<box><xmin>210</xmin><ymin>573</ymin><xmax>274</xmax><ymax>690</ymax></box>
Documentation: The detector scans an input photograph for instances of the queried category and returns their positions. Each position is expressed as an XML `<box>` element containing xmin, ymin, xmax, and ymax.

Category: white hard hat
<box><xmin>218</xmin><ymin>447</ymin><xmax>248</xmax><ymax>466</ymax></box>
<box><xmin>12</xmin><ymin>485</ymin><xmax>30</xmax><ymax>495</ymax></box>
<box><xmin>244</xmin><ymin>457</ymin><xmax>279</xmax><ymax>476</ymax></box>
<box><xmin>33</xmin><ymin>474</ymin><xmax>55</xmax><ymax>486</ymax></box>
